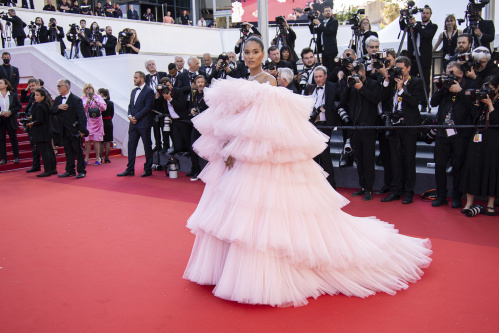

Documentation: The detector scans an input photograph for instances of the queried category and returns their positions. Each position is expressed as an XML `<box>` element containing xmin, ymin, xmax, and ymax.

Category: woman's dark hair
<box><xmin>98</xmin><ymin>88</ymin><xmax>110</xmax><ymax>99</ymax></box>
<box><xmin>35</xmin><ymin>88</ymin><xmax>53</xmax><ymax>108</ymax></box>
<box><xmin>245</xmin><ymin>36</ymin><xmax>264</xmax><ymax>52</ymax></box>
<box><xmin>0</xmin><ymin>78</ymin><xmax>13</xmax><ymax>92</ymax></box>
<box><xmin>280</xmin><ymin>45</ymin><xmax>294</xmax><ymax>62</ymax></box>
<box><xmin>486</xmin><ymin>74</ymin><xmax>499</xmax><ymax>89</ymax></box>
<box><xmin>359</xmin><ymin>18</ymin><xmax>371</xmax><ymax>32</ymax></box>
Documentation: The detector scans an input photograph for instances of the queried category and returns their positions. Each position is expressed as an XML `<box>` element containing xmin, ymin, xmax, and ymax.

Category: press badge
<box><xmin>473</xmin><ymin>133</ymin><xmax>482</xmax><ymax>143</ymax></box>
<box><xmin>446</xmin><ymin>128</ymin><xmax>457</xmax><ymax>137</ymax></box>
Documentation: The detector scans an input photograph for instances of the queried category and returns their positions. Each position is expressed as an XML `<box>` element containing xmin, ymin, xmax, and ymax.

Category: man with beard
<box><xmin>313</xmin><ymin>5</ymin><xmax>338</xmax><ymax>72</ymax></box>
<box><xmin>297</xmin><ymin>47</ymin><xmax>319</xmax><ymax>93</ymax></box>
<box><xmin>96</xmin><ymin>26</ymin><xmax>117</xmax><ymax>56</ymax></box>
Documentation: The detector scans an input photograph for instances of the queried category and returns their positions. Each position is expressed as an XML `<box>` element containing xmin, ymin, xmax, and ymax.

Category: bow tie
<box><xmin>316</xmin><ymin>86</ymin><xmax>324</xmax><ymax>90</ymax></box>
<box><xmin>136</xmin><ymin>87</ymin><xmax>141</xmax><ymax>91</ymax></box>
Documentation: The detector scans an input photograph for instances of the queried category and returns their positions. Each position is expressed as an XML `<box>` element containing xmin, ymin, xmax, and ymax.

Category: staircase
<box><xmin>0</xmin><ymin>83</ymin><xmax>121</xmax><ymax>173</ymax></box>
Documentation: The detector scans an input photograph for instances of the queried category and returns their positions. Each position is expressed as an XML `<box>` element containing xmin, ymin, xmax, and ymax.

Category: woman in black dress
<box><xmin>433</xmin><ymin>15</ymin><xmax>462</xmax><ymax>69</ymax></box>
<box><xmin>27</xmin><ymin>89</ymin><xmax>56</xmax><ymax>177</ymax></box>
<box><xmin>280</xmin><ymin>45</ymin><xmax>297</xmax><ymax>77</ymax></box>
<box><xmin>460</xmin><ymin>74</ymin><xmax>499</xmax><ymax>216</ymax></box>
<box><xmin>98</xmin><ymin>88</ymin><xmax>114</xmax><ymax>163</ymax></box>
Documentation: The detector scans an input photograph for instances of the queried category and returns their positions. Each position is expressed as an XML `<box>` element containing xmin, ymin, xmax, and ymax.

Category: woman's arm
<box><xmin>432</xmin><ymin>31</ymin><xmax>443</xmax><ymax>52</ymax></box>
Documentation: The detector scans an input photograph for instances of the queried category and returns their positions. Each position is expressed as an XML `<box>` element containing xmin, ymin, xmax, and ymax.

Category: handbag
<box><xmin>88</xmin><ymin>108</ymin><xmax>101</xmax><ymax>118</ymax></box>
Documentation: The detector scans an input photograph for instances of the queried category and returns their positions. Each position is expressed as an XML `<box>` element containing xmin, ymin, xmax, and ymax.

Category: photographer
<box><xmin>448</xmin><ymin>33</ymin><xmax>473</xmax><ymax>62</ymax></box>
<box><xmin>187</xmin><ymin>75</ymin><xmax>209</xmax><ymax>181</ymax></box>
<box><xmin>47</xmin><ymin>18</ymin><xmax>66</xmax><ymax>56</ymax></box>
<box><xmin>429</xmin><ymin>61</ymin><xmax>479</xmax><ymax>208</ymax></box>
<box><xmin>463</xmin><ymin>8</ymin><xmax>495</xmax><ymax>51</ymax></box>
<box><xmin>264</xmin><ymin>46</ymin><xmax>292</xmax><ymax>78</ymax></box>
<box><xmin>145</xmin><ymin>60</ymin><xmax>168</xmax><ymax>153</ymax></box>
<box><xmin>271</xmin><ymin>16</ymin><xmax>298</xmax><ymax>61</ymax></box>
<box><xmin>210</xmin><ymin>53</ymin><xmax>238</xmax><ymax>80</ymax></box>
<box><xmin>69</xmin><ymin>19</ymin><xmax>91</xmax><ymax>58</ymax></box>
<box><xmin>303</xmin><ymin>65</ymin><xmax>339</xmax><ymax>189</ymax></box>
<box><xmin>277</xmin><ymin>67</ymin><xmax>298</xmax><ymax>93</ymax></box>
<box><xmin>380</xmin><ymin>56</ymin><xmax>425</xmax><ymax>204</ymax></box>
<box><xmin>466</xmin><ymin>46</ymin><xmax>499</xmax><ymax>85</ymax></box>
<box><xmin>313</xmin><ymin>5</ymin><xmax>338</xmax><ymax>72</ymax></box>
<box><xmin>97</xmin><ymin>26</ymin><xmax>117</xmax><ymax>56</ymax></box>
<box><xmin>1</xmin><ymin>9</ymin><xmax>27</xmax><ymax>46</ymax></box>
<box><xmin>34</xmin><ymin>17</ymin><xmax>48</xmax><ymax>44</ymax></box>
<box><xmin>330</xmin><ymin>48</ymin><xmax>357</xmax><ymax>85</ymax></box>
<box><xmin>297</xmin><ymin>47</ymin><xmax>318</xmax><ymax>93</ymax></box>
<box><xmin>117</xmin><ymin>28</ymin><xmax>140</xmax><ymax>54</ymax></box>
<box><xmin>179</xmin><ymin>57</ymin><xmax>208</xmax><ymax>94</ymax></box>
<box><xmin>399</xmin><ymin>5</ymin><xmax>438</xmax><ymax>102</ymax></box>
<box><xmin>235</xmin><ymin>22</ymin><xmax>261</xmax><ymax>61</ymax></box>
<box><xmin>354</xmin><ymin>18</ymin><xmax>379</xmax><ymax>58</ymax></box>
<box><xmin>80</xmin><ymin>22</ymin><xmax>104</xmax><ymax>57</ymax></box>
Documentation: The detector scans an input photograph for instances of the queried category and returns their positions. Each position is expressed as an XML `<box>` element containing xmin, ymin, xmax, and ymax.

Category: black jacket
<box><xmin>286</xmin><ymin>82</ymin><xmax>299</xmax><ymax>94</ymax></box>
<box><xmin>339</xmin><ymin>77</ymin><xmax>382</xmax><ymax>130</ymax></box>
<box><xmin>464</xmin><ymin>19</ymin><xmax>495</xmax><ymax>51</ymax></box>
<box><xmin>30</xmin><ymin>103</ymin><xmax>53</xmax><ymax>143</ymax></box>
<box><xmin>51</xmin><ymin>93</ymin><xmax>88</xmax><ymax>138</ymax></box>
<box><xmin>0</xmin><ymin>64</ymin><xmax>20</xmax><ymax>92</ymax></box>
<box><xmin>100</xmin><ymin>34</ymin><xmax>117</xmax><ymax>56</ymax></box>
<box><xmin>1</xmin><ymin>92</ymin><xmax>22</xmax><ymax>130</ymax></box>
<box><xmin>381</xmin><ymin>76</ymin><xmax>425</xmax><ymax>130</ymax></box>
<box><xmin>304</xmin><ymin>81</ymin><xmax>341</xmax><ymax>128</ymax></box>
<box><xmin>145</xmin><ymin>71</ymin><xmax>168</xmax><ymax>89</ymax></box>
<box><xmin>475</xmin><ymin>60</ymin><xmax>499</xmax><ymax>86</ymax></box>
<box><xmin>316</xmin><ymin>18</ymin><xmax>339</xmax><ymax>56</ymax></box>
<box><xmin>178</xmin><ymin>70</ymin><xmax>208</xmax><ymax>94</ymax></box>
<box><xmin>162</xmin><ymin>88</ymin><xmax>188</xmax><ymax>120</ymax></box>
<box><xmin>400</xmin><ymin>19</ymin><xmax>438</xmax><ymax>68</ymax></box>
<box><xmin>355</xmin><ymin>30</ymin><xmax>378</xmax><ymax>56</ymax></box>
<box><xmin>37</xmin><ymin>25</ymin><xmax>49</xmax><ymax>43</ymax></box>
<box><xmin>2</xmin><ymin>15</ymin><xmax>26</xmax><ymax>39</ymax></box>
<box><xmin>271</xmin><ymin>27</ymin><xmax>298</xmax><ymax>60</ymax></box>
<box><xmin>102</xmin><ymin>99</ymin><xmax>114</xmax><ymax>119</ymax></box>
<box><xmin>47</xmin><ymin>26</ymin><xmax>66</xmax><ymax>51</ymax></box>
<box><xmin>127</xmin><ymin>9</ymin><xmax>139</xmax><ymax>20</ymax></box>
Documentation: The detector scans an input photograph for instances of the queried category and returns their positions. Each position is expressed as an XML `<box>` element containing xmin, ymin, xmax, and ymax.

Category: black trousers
<box><xmin>352</xmin><ymin>131</ymin><xmax>376</xmax><ymax>191</ymax></box>
<box><xmin>36</xmin><ymin>141</ymin><xmax>56</xmax><ymax>172</ymax></box>
<box><xmin>29</xmin><ymin>138</ymin><xmax>41</xmax><ymax>169</ymax></box>
<box><xmin>152</xmin><ymin>119</ymin><xmax>170</xmax><ymax>150</ymax></box>
<box><xmin>321</xmin><ymin>53</ymin><xmax>337</xmax><ymax>73</ymax></box>
<box><xmin>388</xmin><ymin>130</ymin><xmax>418</xmax><ymax>196</ymax></box>
<box><xmin>314</xmin><ymin>126</ymin><xmax>336</xmax><ymax>188</ymax></box>
<box><xmin>434</xmin><ymin>135</ymin><xmax>468</xmax><ymax>199</ymax></box>
<box><xmin>16</xmin><ymin>36</ymin><xmax>25</xmax><ymax>46</ymax></box>
<box><xmin>0</xmin><ymin>118</ymin><xmax>19</xmax><ymax>161</ymax></box>
<box><xmin>171</xmin><ymin>119</ymin><xmax>192</xmax><ymax>153</ymax></box>
<box><xmin>377</xmin><ymin>130</ymin><xmax>393</xmax><ymax>187</ymax></box>
<box><xmin>126</xmin><ymin>126</ymin><xmax>153</xmax><ymax>173</ymax></box>
<box><xmin>190</xmin><ymin>127</ymin><xmax>202</xmax><ymax>174</ymax></box>
<box><xmin>62</xmin><ymin>135</ymin><xmax>86</xmax><ymax>174</ymax></box>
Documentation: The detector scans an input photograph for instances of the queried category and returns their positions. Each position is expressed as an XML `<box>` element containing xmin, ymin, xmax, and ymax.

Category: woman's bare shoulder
<box><xmin>263</xmin><ymin>73</ymin><xmax>277</xmax><ymax>86</ymax></box>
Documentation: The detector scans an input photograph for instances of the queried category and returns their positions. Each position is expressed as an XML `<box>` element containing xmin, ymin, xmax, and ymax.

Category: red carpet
<box><xmin>1</xmin><ymin>156</ymin><xmax>499</xmax><ymax>333</ymax></box>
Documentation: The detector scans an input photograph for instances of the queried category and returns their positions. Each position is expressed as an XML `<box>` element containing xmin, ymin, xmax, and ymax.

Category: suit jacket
<box><xmin>2</xmin><ymin>15</ymin><xmax>26</xmax><ymax>38</ymax></box>
<box><xmin>37</xmin><ymin>26</ymin><xmax>49</xmax><ymax>43</ymax></box>
<box><xmin>51</xmin><ymin>92</ymin><xmax>88</xmax><ymax>138</ymax></box>
<box><xmin>165</xmin><ymin>88</ymin><xmax>188</xmax><ymax>120</ymax></box>
<box><xmin>145</xmin><ymin>71</ymin><xmax>168</xmax><ymax>89</ymax></box>
<box><xmin>381</xmin><ymin>76</ymin><xmax>425</xmax><ymax>129</ymax></box>
<box><xmin>167</xmin><ymin>73</ymin><xmax>182</xmax><ymax>88</ymax></box>
<box><xmin>339</xmin><ymin>77</ymin><xmax>381</xmax><ymax>129</ymax></box>
<box><xmin>1</xmin><ymin>92</ymin><xmax>22</xmax><ymax>130</ymax></box>
<box><xmin>464</xmin><ymin>19</ymin><xmax>495</xmax><ymax>51</ymax></box>
<box><xmin>304</xmin><ymin>81</ymin><xmax>340</xmax><ymax>128</ymax></box>
<box><xmin>100</xmin><ymin>34</ymin><xmax>117</xmax><ymax>56</ymax></box>
<box><xmin>0</xmin><ymin>65</ymin><xmax>20</xmax><ymax>92</ymax></box>
<box><xmin>316</xmin><ymin>18</ymin><xmax>339</xmax><ymax>56</ymax></box>
<box><xmin>200</xmin><ymin>64</ymin><xmax>216</xmax><ymax>77</ymax></box>
<box><xmin>356</xmin><ymin>30</ymin><xmax>378</xmax><ymax>56</ymax></box>
<box><xmin>286</xmin><ymin>82</ymin><xmax>299</xmax><ymax>94</ymax></box>
<box><xmin>178</xmin><ymin>70</ymin><xmax>207</xmax><ymax>94</ymax></box>
<box><xmin>128</xmin><ymin>85</ymin><xmax>155</xmax><ymax>129</ymax></box>
<box><xmin>127</xmin><ymin>9</ymin><xmax>139</xmax><ymax>20</ymax></box>
<box><xmin>400</xmin><ymin>19</ymin><xmax>438</xmax><ymax>68</ymax></box>
<box><xmin>22</xmin><ymin>0</ymin><xmax>35</xmax><ymax>9</ymax></box>
<box><xmin>30</xmin><ymin>103</ymin><xmax>53</xmax><ymax>143</ymax></box>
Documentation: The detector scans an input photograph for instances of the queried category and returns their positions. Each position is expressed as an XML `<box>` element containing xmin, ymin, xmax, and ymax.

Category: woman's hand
<box><xmin>225</xmin><ymin>155</ymin><xmax>235</xmax><ymax>170</ymax></box>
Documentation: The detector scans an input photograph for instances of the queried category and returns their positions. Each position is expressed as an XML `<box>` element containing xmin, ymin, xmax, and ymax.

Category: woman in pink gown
<box><xmin>183</xmin><ymin>37</ymin><xmax>432</xmax><ymax>307</ymax></box>
<box><xmin>82</xmin><ymin>83</ymin><xmax>106</xmax><ymax>165</ymax></box>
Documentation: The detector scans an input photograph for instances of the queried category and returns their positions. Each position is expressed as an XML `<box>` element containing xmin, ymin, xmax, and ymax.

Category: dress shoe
<box><xmin>50</xmin><ymin>170</ymin><xmax>58</xmax><ymax>175</ymax></box>
<box><xmin>451</xmin><ymin>198</ymin><xmax>463</xmax><ymax>209</ymax></box>
<box><xmin>152</xmin><ymin>146</ymin><xmax>160</xmax><ymax>152</ymax></box>
<box><xmin>117</xmin><ymin>170</ymin><xmax>135</xmax><ymax>176</ymax></box>
<box><xmin>14</xmin><ymin>157</ymin><xmax>19</xmax><ymax>163</ymax></box>
<box><xmin>190</xmin><ymin>173</ymin><xmax>199</xmax><ymax>181</ymax></box>
<box><xmin>0</xmin><ymin>159</ymin><xmax>6</xmax><ymax>165</ymax></box>
<box><xmin>160</xmin><ymin>147</ymin><xmax>169</xmax><ymax>154</ymax></box>
<box><xmin>141</xmin><ymin>171</ymin><xmax>152</xmax><ymax>177</ymax></box>
<box><xmin>26</xmin><ymin>167</ymin><xmax>41</xmax><ymax>173</ymax></box>
<box><xmin>374</xmin><ymin>185</ymin><xmax>390</xmax><ymax>194</ymax></box>
<box><xmin>432</xmin><ymin>198</ymin><xmax>448</xmax><ymax>207</ymax></box>
<box><xmin>352</xmin><ymin>188</ymin><xmax>365</xmax><ymax>197</ymax></box>
<box><xmin>76</xmin><ymin>173</ymin><xmax>86</xmax><ymax>179</ymax></box>
<box><xmin>104</xmin><ymin>158</ymin><xmax>111</xmax><ymax>163</ymax></box>
<box><xmin>186</xmin><ymin>172</ymin><xmax>193</xmax><ymax>177</ymax></box>
<box><xmin>58</xmin><ymin>172</ymin><xmax>76</xmax><ymax>177</ymax></box>
<box><xmin>381</xmin><ymin>194</ymin><xmax>401</xmax><ymax>202</ymax></box>
<box><xmin>37</xmin><ymin>171</ymin><xmax>52</xmax><ymax>177</ymax></box>
<box><xmin>402</xmin><ymin>194</ymin><xmax>414</xmax><ymax>204</ymax></box>
<box><xmin>363</xmin><ymin>191</ymin><xmax>373</xmax><ymax>201</ymax></box>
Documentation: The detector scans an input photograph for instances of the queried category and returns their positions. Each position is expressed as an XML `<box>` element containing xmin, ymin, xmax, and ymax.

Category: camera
<box><xmin>389</xmin><ymin>110</ymin><xmax>405</xmax><ymax>125</ymax></box>
<box><xmin>118</xmin><ymin>29</ymin><xmax>133</xmax><ymax>45</ymax></box>
<box><xmin>275</xmin><ymin>15</ymin><xmax>285</xmax><ymax>26</ymax></box>
<box><xmin>387</xmin><ymin>66</ymin><xmax>403</xmax><ymax>80</ymax></box>
<box><xmin>458</xmin><ymin>0</ymin><xmax>490</xmax><ymax>30</ymax></box>
<box><xmin>370</xmin><ymin>51</ymin><xmax>391</xmax><ymax>70</ymax></box>
<box><xmin>240</xmin><ymin>24</ymin><xmax>249</xmax><ymax>35</ymax></box>
<box><xmin>334</xmin><ymin>56</ymin><xmax>355</xmax><ymax>69</ymax></box>
<box><xmin>304</xmin><ymin>7</ymin><xmax>318</xmax><ymax>22</ymax></box>
<box><xmin>459</xmin><ymin>53</ymin><xmax>481</xmax><ymax>72</ymax></box>
<box><xmin>337</xmin><ymin>107</ymin><xmax>352</xmax><ymax>124</ymax></box>
<box><xmin>72</xmin><ymin>121</ymin><xmax>88</xmax><ymax>138</ymax></box>
<box><xmin>310</xmin><ymin>106</ymin><xmax>323</xmax><ymax>123</ymax></box>
<box><xmin>349</xmin><ymin>9</ymin><xmax>365</xmax><ymax>34</ymax></box>
<box><xmin>263</xmin><ymin>60</ymin><xmax>276</xmax><ymax>71</ymax></box>
<box><xmin>156</xmin><ymin>84</ymin><xmax>170</xmax><ymax>95</ymax></box>
<box><xmin>68</xmin><ymin>23</ymin><xmax>79</xmax><ymax>34</ymax></box>
<box><xmin>424</xmin><ymin>128</ymin><xmax>437</xmax><ymax>144</ymax></box>
<box><xmin>17</xmin><ymin>112</ymin><xmax>30</xmax><ymax>132</ymax></box>
<box><xmin>347</xmin><ymin>74</ymin><xmax>362</xmax><ymax>86</ymax></box>
<box><xmin>433</xmin><ymin>70</ymin><xmax>459</xmax><ymax>90</ymax></box>
<box><xmin>49</xmin><ymin>21</ymin><xmax>57</xmax><ymax>29</ymax></box>
<box><xmin>465</xmin><ymin>84</ymin><xmax>494</xmax><ymax>101</ymax></box>
<box><xmin>28</xmin><ymin>21</ymin><xmax>37</xmax><ymax>30</ymax></box>
<box><xmin>190</xmin><ymin>107</ymin><xmax>201</xmax><ymax>118</ymax></box>
<box><xmin>400</xmin><ymin>1</ymin><xmax>423</xmax><ymax>19</ymax></box>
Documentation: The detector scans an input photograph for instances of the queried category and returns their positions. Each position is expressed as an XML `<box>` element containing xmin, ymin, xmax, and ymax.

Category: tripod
<box><xmin>308</xmin><ymin>25</ymin><xmax>321</xmax><ymax>63</ymax></box>
<box><xmin>67</xmin><ymin>40</ymin><xmax>80</xmax><ymax>59</ymax></box>
<box><xmin>29</xmin><ymin>28</ymin><xmax>38</xmax><ymax>45</ymax></box>
<box><xmin>273</xmin><ymin>26</ymin><xmax>287</xmax><ymax>49</ymax></box>
<box><xmin>348</xmin><ymin>29</ymin><xmax>362</xmax><ymax>57</ymax></box>
<box><xmin>397</xmin><ymin>20</ymin><xmax>430</xmax><ymax>112</ymax></box>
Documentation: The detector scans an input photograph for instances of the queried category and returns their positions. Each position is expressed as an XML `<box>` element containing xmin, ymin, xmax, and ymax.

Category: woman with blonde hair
<box><xmin>117</xmin><ymin>28</ymin><xmax>140</xmax><ymax>54</ymax></box>
<box><xmin>433</xmin><ymin>15</ymin><xmax>462</xmax><ymax>68</ymax></box>
<box><xmin>82</xmin><ymin>83</ymin><xmax>106</xmax><ymax>165</ymax></box>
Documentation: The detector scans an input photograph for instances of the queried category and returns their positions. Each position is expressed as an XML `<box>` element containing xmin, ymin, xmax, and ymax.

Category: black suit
<box><xmin>271</xmin><ymin>27</ymin><xmax>298</xmax><ymax>60</ymax></box>
<box><xmin>146</xmin><ymin>71</ymin><xmax>168</xmax><ymax>150</ymax></box>
<box><xmin>100</xmin><ymin>34</ymin><xmax>117</xmax><ymax>56</ymax></box>
<box><xmin>75</xmin><ymin>28</ymin><xmax>92</xmax><ymax>58</ymax></box>
<box><xmin>21</xmin><ymin>90</ymin><xmax>41</xmax><ymax>169</ymax></box>
<box><xmin>178</xmin><ymin>70</ymin><xmax>208</xmax><ymax>94</ymax></box>
<box><xmin>0</xmin><ymin>92</ymin><xmax>22</xmax><ymax>162</ymax></box>
<box><xmin>400</xmin><ymin>19</ymin><xmax>438</xmax><ymax>99</ymax></box>
<box><xmin>163</xmin><ymin>88</ymin><xmax>189</xmax><ymax>152</ymax></box>
<box><xmin>30</xmin><ymin>103</ymin><xmax>57</xmax><ymax>173</ymax></box>
<box><xmin>127</xmin><ymin>9</ymin><xmax>139</xmax><ymax>20</ymax></box>
<box><xmin>0</xmin><ymin>64</ymin><xmax>20</xmax><ymax>93</ymax></box>
<box><xmin>52</xmin><ymin>93</ymin><xmax>88</xmax><ymax>175</ymax></box>
<box><xmin>145</xmin><ymin>71</ymin><xmax>168</xmax><ymax>89</ymax></box>
<box><xmin>316</xmin><ymin>18</ymin><xmax>339</xmax><ymax>72</ymax></box>
<box><xmin>463</xmin><ymin>19</ymin><xmax>495</xmax><ymax>51</ymax></box>
<box><xmin>381</xmin><ymin>76</ymin><xmax>425</xmax><ymax>197</ymax></box>
<box><xmin>200</xmin><ymin>64</ymin><xmax>216</xmax><ymax>77</ymax></box>
<box><xmin>126</xmin><ymin>85</ymin><xmax>155</xmax><ymax>173</ymax></box>
<box><xmin>2</xmin><ymin>15</ymin><xmax>26</xmax><ymax>46</ymax></box>
<box><xmin>305</xmin><ymin>81</ymin><xmax>340</xmax><ymax>188</ymax></box>
<box><xmin>285</xmin><ymin>82</ymin><xmax>299</xmax><ymax>94</ymax></box>
<box><xmin>37</xmin><ymin>25</ymin><xmax>49</xmax><ymax>43</ymax></box>
<box><xmin>47</xmin><ymin>26</ymin><xmax>66</xmax><ymax>56</ymax></box>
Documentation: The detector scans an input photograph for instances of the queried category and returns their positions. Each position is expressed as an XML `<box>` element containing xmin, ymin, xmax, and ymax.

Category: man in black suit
<box><xmin>200</xmin><ymin>53</ymin><xmax>216</xmax><ymax>78</ymax></box>
<box><xmin>118</xmin><ymin>72</ymin><xmax>155</xmax><ymax>177</ymax></box>
<box><xmin>304</xmin><ymin>65</ymin><xmax>339</xmax><ymax>188</ymax></box>
<box><xmin>265</xmin><ymin>46</ymin><xmax>293</xmax><ymax>78</ymax></box>
<box><xmin>73</xmin><ymin>20</ymin><xmax>92</xmax><ymax>58</ymax></box>
<box><xmin>463</xmin><ymin>10</ymin><xmax>495</xmax><ymax>51</ymax></box>
<box><xmin>145</xmin><ymin>59</ymin><xmax>168</xmax><ymax>89</ymax></box>
<box><xmin>127</xmin><ymin>5</ymin><xmax>139</xmax><ymax>20</ymax></box>
<box><xmin>277</xmin><ymin>68</ymin><xmax>298</xmax><ymax>93</ymax></box>
<box><xmin>144</xmin><ymin>59</ymin><xmax>168</xmax><ymax>152</ymax></box>
<box><xmin>338</xmin><ymin>63</ymin><xmax>382</xmax><ymax>200</ymax></box>
<box><xmin>2</xmin><ymin>9</ymin><xmax>26</xmax><ymax>46</ymax></box>
<box><xmin>380</xmin><ymin>56</ymin><xmax>425</xmax><ymax>204</ymax></box>
<box><xmin>47</xmin><ymin>18</ymin><xmax>66</xmax><ymax>56</ymax></box>
<box><xmin>178</xmin><ymin>57</ymin><xmax>207</xmax><ymax>94</ymax></box>
<box><xmin>175</xmin><ymin>56</ymin><xmax>187</xmax><ymax>74</ymax></box>
<box><xmin>52</xmin><ymin>79</ymin><xmax>88</xmax><ymax>179</ymax></box>
<box><xmin>399</xmin><ymin>5</ymin><xmax>438</xmax><ymax>106</ymax></box>
<box><xmin>0</xmin><ymin>52</ymin><xmax>20</xmax><ymax>93</ymax></box>
<box><xmin>167</xmin><ymin>63</ymin><xmax>182</xmax><ymax>88</ymax></box>
<box><xmin>271</xmin><ymin>17</ymin><xmax>298</xmax><ymax>61</ymax></box>
<box><xmin>313</xmin><ymin>5</ymin><xmax>338</xmax><ymax>72</ymax></box>
<box><xmin>96</xmin><ymin>26</ymin><xmax>117</xmax><ymax>56</ymax></box>
<box><xmin>34</xmin><ymin>17</ymin><xmax>48</xmax><ymax>43</ymax></box>
<box><xmin>0</xmin><ymin>79</ymin><xmax>22</xmax><ymax>165</ymax></box>
<box><xmin>234</xmin><ymin>22</ymin><xmax>261</xmax><ymax>61</ymax></box>
<box><xmin>22</xmin><ymin>0</ymin><xmax>35</xmax><ymax>10</ymax></box>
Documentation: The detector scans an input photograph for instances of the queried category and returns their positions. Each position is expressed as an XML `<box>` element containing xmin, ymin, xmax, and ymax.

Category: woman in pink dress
<box><xmin>183</xmin><ymin>37</ymin><xmax>432</xmax><ymax>307</ymax></box>
<box><xmin>82</xmin><ymin>83</ymin><xmax>106</xmax><ymax>165</ymax></box>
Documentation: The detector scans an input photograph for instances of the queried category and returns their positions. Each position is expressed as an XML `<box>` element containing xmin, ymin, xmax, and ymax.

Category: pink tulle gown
<box><xmin>183</xmin><ymin>77</ymin><xmax>432</xmax><ymax>307</ymax></box>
